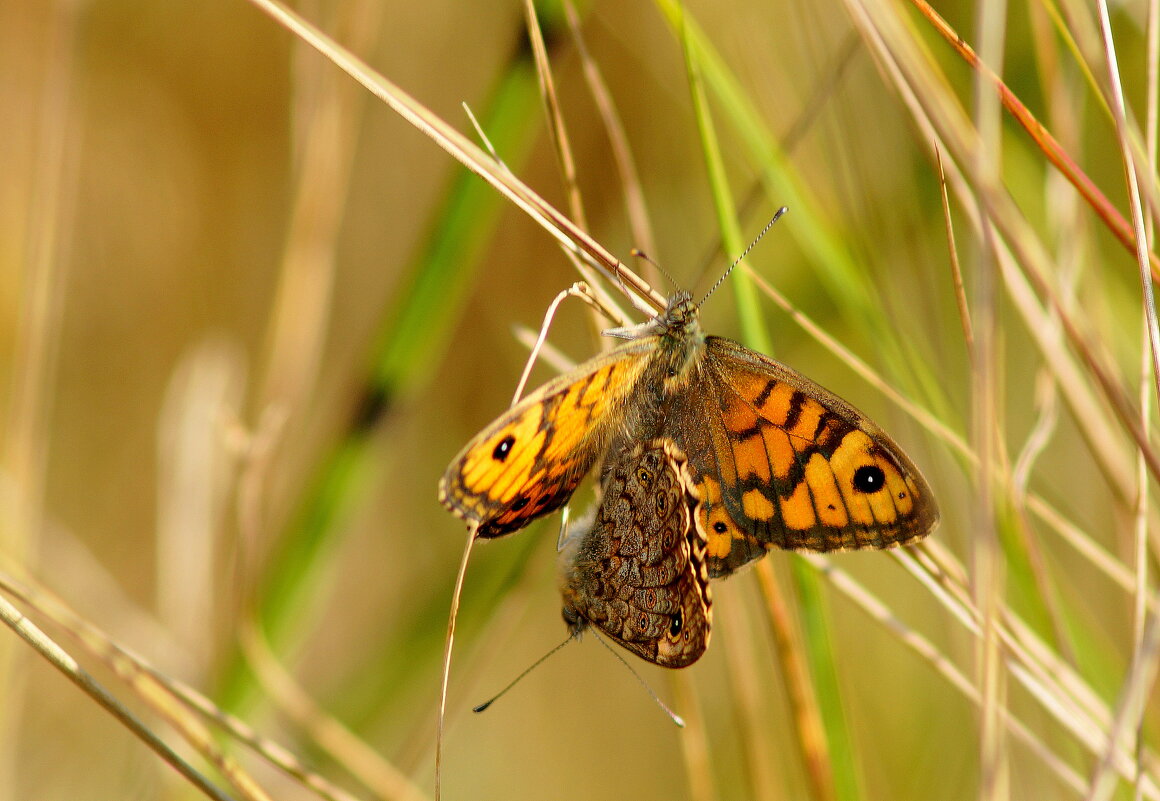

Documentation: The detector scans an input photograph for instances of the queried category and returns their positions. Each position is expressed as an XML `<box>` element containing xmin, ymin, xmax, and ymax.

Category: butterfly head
<box><xmin>603</xmin><ymin>290</ymin><xmax>702</xmax><ymax>344</ymax></box>
<box><xmin>659</xmin><ymin>290</ymin><xmax>697</xmax><ymax>326</ymax></box>
<box><xmin>561</xmin><ymin>602</ymin><xmax>586</xmax><ymax>637</ymax></box>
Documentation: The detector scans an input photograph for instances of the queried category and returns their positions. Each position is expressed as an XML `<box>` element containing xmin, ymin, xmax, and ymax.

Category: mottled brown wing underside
<box><xmin>560</xmin><ymin>440</ymin><xmax>712</xmax><ymax>668</ymax></box>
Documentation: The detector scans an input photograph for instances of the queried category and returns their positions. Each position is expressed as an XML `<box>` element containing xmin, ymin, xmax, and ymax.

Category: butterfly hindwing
<box><xmin>560</xmin><ymin>439</ymin><xmax>712</xmax><ymax>668</ymax></box>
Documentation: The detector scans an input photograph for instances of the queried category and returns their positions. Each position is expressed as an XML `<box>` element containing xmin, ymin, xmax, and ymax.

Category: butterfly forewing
<box><xmin>439</xmin><ymin>342</ymin><xmax>655</xmax><ymax>538</ymax></box>
<box><xmin>677</xmin><ymin>338</ymin><xmax>939</xmax><ymax>575</ymax></box>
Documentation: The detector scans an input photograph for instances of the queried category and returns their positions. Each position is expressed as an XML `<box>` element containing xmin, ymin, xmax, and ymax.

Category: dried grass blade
<box><xmin>905</xmin><ymin>0</ymin><xmax>1160</xmax><ymax>282</ymax></box>
<box><xmin>244</xmin><ymin>0</ymin><xmax>665</xmax><ymax>312</ymax></box>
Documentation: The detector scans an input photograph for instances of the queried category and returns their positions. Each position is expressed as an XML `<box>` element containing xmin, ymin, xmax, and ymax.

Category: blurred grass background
<box><xmin>3</xmin><ymin>0</ymin><xmax>1159</xmax><ymax>799</ymax></box>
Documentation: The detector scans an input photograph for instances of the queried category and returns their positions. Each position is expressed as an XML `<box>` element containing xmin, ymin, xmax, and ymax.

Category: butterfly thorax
<box><xmin>648</xmin><ymin>291</ymin><xmax>706</xmax><ymax>386</ymax></box>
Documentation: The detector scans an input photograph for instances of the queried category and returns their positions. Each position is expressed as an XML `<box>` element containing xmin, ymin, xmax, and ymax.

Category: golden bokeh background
<box><xmin>3</xmin><ymin>0</ymin><xmax>1156</xmax><ymax>799</ymax></box>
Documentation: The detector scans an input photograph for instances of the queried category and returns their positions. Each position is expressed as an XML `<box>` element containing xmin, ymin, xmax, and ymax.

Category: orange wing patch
<box><xmin>440</xmin><ymin>352</ymin><xmax>649</xmax><ymax>538</ymax></box>
<box><xmin>779</xmin><ymin>478</ymin><xmax>816</xmax><ymax>531</ymax></box>
<box><xmin>805</xmin><ymin>452</ymin><xmax>848</xmax><ymax>528</ymax></box>
<box><xmin>697</xmin><ymin>473</ymin><xmax>769</xmax><ymax>577</ymax></box>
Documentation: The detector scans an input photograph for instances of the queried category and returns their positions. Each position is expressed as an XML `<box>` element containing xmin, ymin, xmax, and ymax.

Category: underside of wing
<box><xmin>559</xmin><ymin>440</ymin><xmax>712</xmax><ymax>668</ymax></box>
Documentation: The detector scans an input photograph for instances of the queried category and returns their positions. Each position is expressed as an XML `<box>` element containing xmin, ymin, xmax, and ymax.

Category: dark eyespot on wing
<box><xmin>852</xmin><ymin>464</ymin><xmax>886</xmax><ymax>493</ymax></box>
<box><xmin>492</xmin><ymin>435</ymin><xmax>516</xmax><ymax>461</ymax></box>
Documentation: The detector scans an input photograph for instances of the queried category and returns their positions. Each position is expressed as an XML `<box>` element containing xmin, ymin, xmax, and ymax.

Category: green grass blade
<box><xmin>217</xmin><ymin>55</ymin><xmax>545</xmax><ymax>707</ymax></box>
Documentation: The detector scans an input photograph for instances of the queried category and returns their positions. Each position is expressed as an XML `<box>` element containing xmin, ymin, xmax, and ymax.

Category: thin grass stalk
<box><xmin>677</xmin><ymin>5</ymin><xmax>766</xmax><ymax>354</ymax></box>
<box><xmin>561</xmin><ymin>0</ymin><xmax>658</xmax><ymax>268</ymax></box>
<box><xmin>846</xmin><ymin>0</ymin><xmax>1134</xmax><ymax>495</ymax></box>
<box><xmin>717</xmin><ymin>590</ymin><xmax>785</xmax><ymax>801</ymax></box>
<box><xmin>675</xmin><ymin>8</ymin><xmax>865</xmax><ymax>797</ymax></box>
<box><xmin>1047</xmin><ymin>0</ymin><xmax>1160</xmax><ymax>230</ymax></box>
<box><xmin>970</xmin><ymin>4</ymin><xmax>1009</xmax><ymax>796</ymax></box>
<box><xmin>1009</xmin><ymin>372</ymin><xmax>1079</xmax><ymax>667</ymax></box>
<box><xmin>216</xmin><ymin>13</ymin><xmax>548</xmax><ymax>709</ymax></box>
<box><xmin>1093</xmin><ymin>0</ymin><xmax>1160</xmax><ymax>414</ymax></box>
<box><xmin>2</xmin><ymin>0</ymin><xmax>80</xmax><ymax>790</ymax></box>
<box><xmin>811</xmin><ymin>551</ymin><xmax>1092</xmax><ymax>797</ymax></box>
<box><xmin>651</xmin><ymin>0</ymin><xmax>933</xmax><ymax>411</ymax></box>
<box><xmin>669</xmin><ymin>670</ymin><xmax>717</xmax><ymax>801</ymax></box>
<box><xmin>258</xmin><ymin>0</ymin><xmax>379</xmax><ymax>411</ymax></box>
<box><xmin>0</xmin><ymin>568</ymin><xmax>368</xmax><ymax>801</ymax></box>
<box><xmin>1085</xmin><ymin>615</ymin><xmax>1160</xmax><ymax>801</ymax></box>
<box><xmin>846</xmin><ymin>0</ymin><xmax>1160</xmax><ymax>496</ymax></box>
<box><xmin>155</xmin><ymin>342</ymin><xmax>242</xmax><ymax>666</ymax></box>
<box><xmin>515</xmin><ymin>0</ymin><xmax>640</xmax><ymax>339</ymax></box>
<box><xmin>0</xmin><ymin>591</ymin><xmax>245</xmax><ymax>801</ymax></box>
<box><xmin>246</xmin><ymin>0</ymin><xmax>665</xmax><ymax>313</ymax></box>
<box><xmin>909</xmin><ymin>542</ymin><xmax>1160</xmax><ymax>792</ymax></box>
<box><xmin>1140</xmin><ymin>0</ymin><xmax>1160</xmax><ymax>791</ymax></box>
<box><xmin>1090</xmin><ymin>0</ymin><xmax>1160</xmax><ymax>794</ymax></box>
<box><xmin>435</xmin><ymin>530</ymin><xmax>476</xmax><ymax>801</ymax></box>
<box><xmin>906</xmin><ymin>0</ymin><xmax>1160</xmax><ymax>280</ymax></box>
<box><xmin>238</xmin><ymin>622</ymin><xmax>429</xmax><ymax>801</ymax></box>
<box><xmin>754</xmin><ymin>563</ymin><xmax>840</xmax><ymax>801</ymax></box>
<box><xmin>1136</xmin><ymin>305</ymin><xmax>1155</xmax><ymax>800</ymax></box>
<box><xmin>938</xmin><ymin>149</ymin><xmax>975</xmax><ymax>359</ymax></box>
<box><xmin>697</xmin><ymin>33</ymin><xmax>860</xmax><ymax>282</ymax></box>
<box><xmin>902</xmin><ymin>547</ymin><xmax>1160</xmax><ymax>796</ymax></box>
<box><xmin>521</xmin><ymin>0</ymin><xmax>587</xmax><ymax>234</ymax></box>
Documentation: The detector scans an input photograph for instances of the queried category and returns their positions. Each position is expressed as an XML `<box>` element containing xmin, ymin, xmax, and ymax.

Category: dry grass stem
<box><xmin>244</xmin><ymin>0</ymin><xmax>666</xmax><ymax>314</ymax></box>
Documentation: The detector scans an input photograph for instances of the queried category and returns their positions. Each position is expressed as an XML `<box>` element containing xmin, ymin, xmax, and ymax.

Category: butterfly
<box><xmin>439</xmin><ymin>289</ymin><xmax>939</xmax><ymax>576</ymax></box>
<box><xmin>559</xmin><ymin>439</ymin><xmax>712</xmax><ymax>668</ymax></box>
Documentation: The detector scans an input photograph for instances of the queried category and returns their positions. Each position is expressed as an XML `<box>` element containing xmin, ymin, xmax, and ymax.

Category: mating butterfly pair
<box><xmin>439</xmin><ymin>290</ymin><xmax>939</xmax><ymax>667</ymax></box>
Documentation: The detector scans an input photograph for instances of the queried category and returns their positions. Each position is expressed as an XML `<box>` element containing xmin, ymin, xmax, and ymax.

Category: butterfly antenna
<box><xmin>592</xmin><ymin>631</ymin><xmax>686</xmax><ymax>728</ymax></box>
<box><xmin>630</xmin><ymin>248</ymin><xmax>681</xmax><ymax>295</ymax></box>
<box><xmin>697</xmin><ymin>206</ymin><xmax>789</xmax><ymax>308</ymax></box>
<box><xmin>472</xmin><ymin>633</ymin><xmax>575</xmax><ymax>713</ymax></box>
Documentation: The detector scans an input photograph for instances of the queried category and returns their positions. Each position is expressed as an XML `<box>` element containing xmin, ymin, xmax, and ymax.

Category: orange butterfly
<box><xmin>439</xmin><ymin>290</ymin><xmax>938</xmax><ymax>576</ymax></box>
<box><xmin>560</xmin><ymin>439</ymin><xmax>712</xmax><ymax>668</ymax></box>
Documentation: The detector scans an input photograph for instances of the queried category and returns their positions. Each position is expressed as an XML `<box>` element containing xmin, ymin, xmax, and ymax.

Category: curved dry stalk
<box><xmin>0</xmin><ymin>568</ymin><xmax>374</xmax><ymax>801</ymax></box>
<box><xmin>511</xmin><ymin>282</ymin><xmax>614</xmax><ymax>404</ymax></box>
<box><xmin>239</xmin><ymin>621</ymin><xmax>429</xmax><ymax>801</ymax></box>
<box><xmin>0</xmin><ymin>590</ymin><xmax>246</xmax><ymax>801</ymax></box>
<box><xmin>244</xmin><ymin>0</ymin><xmax>666</xmax><ymax>316</ymax></box>
<box><xmin>906</xmin><ymin>0</ymin><xmax>1160</xmax><ymax>282</ymax></box>
<box><xmin>435</xmin><ymin>528</ymin><xmax>476</xmax><ymax>801</ymax></box>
